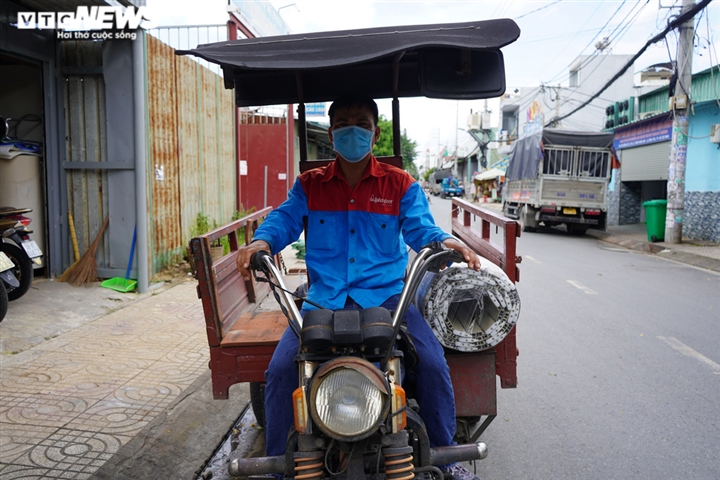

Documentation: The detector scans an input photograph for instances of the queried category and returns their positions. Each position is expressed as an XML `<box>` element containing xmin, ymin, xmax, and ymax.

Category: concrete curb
<box><xmin>89</xmin><ymin>371</ymin><xmax>251</xmax><ymax>480</ymax></box>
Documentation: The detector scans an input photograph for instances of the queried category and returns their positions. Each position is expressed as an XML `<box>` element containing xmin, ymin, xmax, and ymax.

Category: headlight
<box><xmin>309</xmin><ymin>357</ymin><xmax>389</xmax><ymax>441</ymax></box>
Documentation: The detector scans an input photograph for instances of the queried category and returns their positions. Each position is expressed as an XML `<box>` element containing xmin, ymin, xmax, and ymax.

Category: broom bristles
<box><xmin>66</xmin><ymin>216</ymin><xmax>109</xmax><ymax>287</ymax></box>
<box><xmin>58</xmin><ymin>260</ymin><xmax>78</xmax><ymax>282</ymax></box>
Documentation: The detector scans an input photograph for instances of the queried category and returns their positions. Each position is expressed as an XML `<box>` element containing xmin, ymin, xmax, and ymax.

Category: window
<box><xmin>569</xmin><ymin>69</ymin><xmax>580</xmax><ymax>87</ymax></box>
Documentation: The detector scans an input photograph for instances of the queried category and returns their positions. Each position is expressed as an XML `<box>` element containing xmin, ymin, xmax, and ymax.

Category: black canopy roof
<box><xmin>176</xmin><ymin>19</ymin><xmax>520</xmax><ymax>107</ymax></box>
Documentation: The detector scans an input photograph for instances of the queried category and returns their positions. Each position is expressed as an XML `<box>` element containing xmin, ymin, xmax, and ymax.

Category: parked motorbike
<box><xmin>230</xmin><ymin>243</ymin><xmax>488</xmax><ymax>480</ymax></box>
<box><xmin>0</xmin><ymin>251</ymin><xmax>19</xmax><ymax>321</ymax></box>
<box><xmin>0</xmin><ymin>207</ymin><xmax>42</xmax><ymax>301</ymax></box>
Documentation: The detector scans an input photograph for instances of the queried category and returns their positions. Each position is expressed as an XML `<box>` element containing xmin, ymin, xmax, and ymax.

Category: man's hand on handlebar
<box><xmin>442</xmin><ymin>238</ymin><xmax>481</xmax><ymax>271</ymax></box>
<box><xmin>236</xmin><ymin>240</ymin><xmax>271</xmax><ymax>281</ymax></box>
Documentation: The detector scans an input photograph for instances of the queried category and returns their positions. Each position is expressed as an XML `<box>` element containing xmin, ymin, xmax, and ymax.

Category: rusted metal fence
<box><xmin>146</xmin><ymin>34</ymin><xmax>236</xmax><ymax>274</ymax></box>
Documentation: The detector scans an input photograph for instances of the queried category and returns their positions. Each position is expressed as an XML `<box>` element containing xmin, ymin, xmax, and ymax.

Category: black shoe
<box><xmin>441</xmin><ymin>463</ymin><xmax>481</xmax><ymax>480</ymax></box>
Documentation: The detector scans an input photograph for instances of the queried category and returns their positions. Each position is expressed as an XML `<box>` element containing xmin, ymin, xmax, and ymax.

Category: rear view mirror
<box><xmin>419</xmin><ymin>48</ymin><xmax>506</xmax><ymax>99</ymax></box>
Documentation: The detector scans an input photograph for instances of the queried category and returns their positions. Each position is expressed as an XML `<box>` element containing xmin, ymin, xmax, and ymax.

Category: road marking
<box><xmin>524</xmin><ymin>255</ymin><xmax>541</xmax><ymax>264</ymax></box>
<box><xmin>567</xmin><ymin>280</ymin><xmax>597</xmax><ymax>294</ymax></box>
<box><xmin>658</xmin><ymin>336</ymin><xmax>720</xmax><ymax>372</ymax></box>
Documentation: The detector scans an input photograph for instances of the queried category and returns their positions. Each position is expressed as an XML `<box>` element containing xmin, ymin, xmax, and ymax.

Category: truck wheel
<box><xmin>0</xmin><ymin>243</ymin><xmax>33</xmax><ymax>301</ymax></box>
<box><xmin>567</xmin><ymin>224</ymin><xmax>587</xmax><ymax>236</ymax></box>
<box><xmin>250</xmin><ymin>382</ymin><xmax>266</xmax><ymax>429</ymax></box>
<box><xmin>0</xmin><ymin>282</ymin><xmax>7</xmax><ymax>322</ymax></box>
<box><xmin>519</xmin><ymin>206</ymin><xmax>536</xmax><ymax>233</ymax></box>
<box><xmin>440</xmin><ymin>192</ymin><xmax>446</xmax><ymax>199</ymax></box>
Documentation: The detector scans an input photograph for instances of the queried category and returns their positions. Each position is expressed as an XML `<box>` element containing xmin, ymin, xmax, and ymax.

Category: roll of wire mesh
<box><xmin>414</xmin><ymin>262</ymin><xmax>520</xmax><ymax>352</ymax></box>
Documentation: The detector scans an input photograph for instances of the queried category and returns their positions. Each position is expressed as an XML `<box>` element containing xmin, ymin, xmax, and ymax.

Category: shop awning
<box><xmin>474</xmin><ymin>168</ymin><xmax>506</xmax><ymax>181</ymax></box>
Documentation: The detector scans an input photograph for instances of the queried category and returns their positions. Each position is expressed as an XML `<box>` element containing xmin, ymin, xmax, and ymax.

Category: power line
<box><xmin>544</xmin><ymin>0</ymin><xmax>650</xmax><ymax>87</ymax></box>
<box><xmin>553</xmin><ymin>1</ymin><xmax>652</xmax><ymax>112</ymax></box>
<box><xmin>538</xmin><ymin>1</ymin><xmax>606</xmax><ymax>82</ymax></box>
<box><xmin>545</xmin><ymin>0</ymin><xmax>714</xmax><ymax>127</ymax></box>
<box><xmin>515</xmin><ymin>0</ymin><xmax>562</xmax><ymax>19</ymax></box>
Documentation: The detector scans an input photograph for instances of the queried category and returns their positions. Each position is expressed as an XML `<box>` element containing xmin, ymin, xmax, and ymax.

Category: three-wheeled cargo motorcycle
<box><xmin>181</xmin><ymin>18</ymin><xmax>523</xmax><ymax>480</ymax></box>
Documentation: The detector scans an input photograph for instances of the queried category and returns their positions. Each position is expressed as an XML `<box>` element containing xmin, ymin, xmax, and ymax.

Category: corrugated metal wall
<box><xmin>62</xmin><ymin>41</ymin><xmax>110</xmax><ymax>267</ymax></box>
<box><xmin>146</xmin><ymin>34</ymin><xmax>235</xmax><ymax>275</ymax></box>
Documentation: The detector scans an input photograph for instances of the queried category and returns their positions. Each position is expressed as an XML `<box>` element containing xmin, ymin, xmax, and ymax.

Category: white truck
<box><xmin>502</xmin><ymin>128</ymin><xmax>614</xmax><ymax>235</ymax></box>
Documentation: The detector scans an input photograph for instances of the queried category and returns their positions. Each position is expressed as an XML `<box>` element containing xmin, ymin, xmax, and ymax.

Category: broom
<box><xmin>67</xmin><ymin>216</ymin><xmax>109</xmax><ymax>287</ymax></box>
<box><xmin>59</xmin><ymin>211</ymin><xmax>81</xmax><ymax>282</ymax></box>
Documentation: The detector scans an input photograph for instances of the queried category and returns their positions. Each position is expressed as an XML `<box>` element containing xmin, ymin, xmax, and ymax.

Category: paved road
<box><xmin>426</xmin><ymin>196</ymin><xmax>720</xmax><ymax>479</ymax></box>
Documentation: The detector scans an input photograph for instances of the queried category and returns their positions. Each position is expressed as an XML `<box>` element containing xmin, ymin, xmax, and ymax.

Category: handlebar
<box><xmin>250</xmin><ymin>251</ymin><xmax>304</xmax><ymax>334</ymax></box>
<box><xmin>391</xmin><ymin>242</ymin><xmax>462</xmax><ymax>329</ymax></box>
<box><xmin>382</xmin><ymin>242</ymin><xmax>462</xmax><ymax>370</ymax></box>
<box><xmin>250</xmin><ymin>243</ymin><xmax>463</xmax><ymax>345</ymax></box>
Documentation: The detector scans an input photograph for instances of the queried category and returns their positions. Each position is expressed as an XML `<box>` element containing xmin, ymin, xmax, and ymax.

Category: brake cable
<box><xmin>253</xmin><ymin>269</ymin><xmax>329</xmax><ymax>311</ymax></box>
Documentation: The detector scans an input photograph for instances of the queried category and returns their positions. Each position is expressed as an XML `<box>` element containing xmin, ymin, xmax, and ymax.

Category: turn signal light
<box><xmin>391</xmin><ymin>384</ymin><xmax>407</xmax><ymax>432</ymax></box>
<box><xmin>293</xmin><ymin>387</ymin><xmax>308</xmax><ymax>434</ymax></box>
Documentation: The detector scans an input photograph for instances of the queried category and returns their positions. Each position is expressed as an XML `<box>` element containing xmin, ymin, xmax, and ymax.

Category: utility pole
<box><xmin>481</xmin><ymin>99</ymin><xmax>489</xmax><ymax>169</ymax></box>
<box><xmin>554</xmin><ymin>85</ymin><xmax>561</xmax><ymax>126</ymax></box>
<box><xmin>665</xmin><ymin>0</ymin><xmax>695</xmax><ymax>244</ymax></box>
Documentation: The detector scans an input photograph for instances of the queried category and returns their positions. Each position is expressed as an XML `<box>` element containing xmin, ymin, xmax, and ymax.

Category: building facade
<box><xmin>608</xmin><ymin>66</ymin><xmax>720</xmax><ymax>242</ymax></box>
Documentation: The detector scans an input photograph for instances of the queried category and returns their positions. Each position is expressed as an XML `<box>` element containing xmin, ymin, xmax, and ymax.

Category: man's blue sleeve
<box><xmin>252</xmin><ymin>178</ymin><xmax>308</xmax><ymax>255</ymax></box>
<box><xmin>399</xmin><ymin>182</ymin><xmax>452</xmax><ymax>252</ymax></box>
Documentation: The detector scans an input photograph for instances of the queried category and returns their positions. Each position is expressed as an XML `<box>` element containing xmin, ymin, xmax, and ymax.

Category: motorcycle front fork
<box><xmin>294</xmin><ymin>431</ymin><xmax>414</xmax><ymax>480</ymax></box>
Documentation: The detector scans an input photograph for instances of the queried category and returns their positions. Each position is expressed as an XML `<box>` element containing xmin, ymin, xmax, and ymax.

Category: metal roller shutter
<box><xmin>620</xmin><ymin>141</ymin><xmax>670</xmax><ymax>181</ymax></box>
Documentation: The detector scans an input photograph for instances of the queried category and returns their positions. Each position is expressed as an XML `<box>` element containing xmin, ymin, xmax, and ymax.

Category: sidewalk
<box><xmin>0</xmin><ymin>277</ymin><xmax>251</xmax><ymax>479</ymax></box>
<box><xmin>585</xmin><ymin>223</ymin><xmax>720</xmax><ymax>273</ymax></box>
<box><xmin>0</xmin><ymin>244</ymin><xmax>308</xmax><ymax>479</ymax></box>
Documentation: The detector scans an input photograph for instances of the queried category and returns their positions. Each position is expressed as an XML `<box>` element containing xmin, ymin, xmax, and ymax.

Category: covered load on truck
<box><xmin>429</xmin><ymin>168</ymin><xmax>452</xmax><ymax>196</ymax></box>
<box><xmin>503</xmin><ymin>128</ymin><xmax>614</xmax><ymax>234</ymax></box>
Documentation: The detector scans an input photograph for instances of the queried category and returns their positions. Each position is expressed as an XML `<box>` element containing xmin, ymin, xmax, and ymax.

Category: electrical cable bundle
<box><xmin>414</xmin><ymin>262</ymin><xmax>520</xmax><ymax>352</ymax></box>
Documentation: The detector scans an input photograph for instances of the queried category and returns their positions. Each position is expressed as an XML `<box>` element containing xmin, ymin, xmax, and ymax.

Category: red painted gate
<box><xmin>237</xmin><ymin>112</ymin><xmax>295</xmax><ymax>212</ymax></box>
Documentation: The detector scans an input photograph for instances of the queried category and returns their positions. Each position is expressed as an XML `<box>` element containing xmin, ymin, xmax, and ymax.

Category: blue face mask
<box><xmin>331</xmin><ymin>125</ymin><xmax>374</xmax><ymax>163</ymax></box>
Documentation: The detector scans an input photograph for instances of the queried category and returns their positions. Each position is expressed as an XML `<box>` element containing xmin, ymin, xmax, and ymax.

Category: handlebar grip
<box><xmin>445</xmin><ymin>250</ymin><xmax>464</xmax><ymax>264</ymax></box>
<box><xmin>250</xmin><ymin>250</ymin><xmax>272</xmax><ymax>271</ymax></box>
<box><xmin>420</xmin><ymin>242</ymin><xmax>464</xmax><ymax>264</ymax></box>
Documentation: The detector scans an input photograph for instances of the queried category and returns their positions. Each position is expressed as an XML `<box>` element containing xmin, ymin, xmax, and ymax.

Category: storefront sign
<box><xmin>613</xmin><ymin>118</ymin><xmax>672</xmax><ymax>150</ymax></box>
<box><xmin>305</xmin><ymin>103</ymin><xmax>326</xmax><ymax>117</ymax></box>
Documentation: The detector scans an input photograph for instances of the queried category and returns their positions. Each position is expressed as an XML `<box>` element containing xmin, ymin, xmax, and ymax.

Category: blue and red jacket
<box><xmin>253</xmin><ymin>156</ymin><xmax>452</xmax><ymax>310</ymax></box>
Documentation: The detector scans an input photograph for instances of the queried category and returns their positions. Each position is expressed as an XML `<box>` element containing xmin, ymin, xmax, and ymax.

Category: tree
<box><xmin>373</xmin><ymin>115</ymin><xmax>419</xmax><ymax>178</ymax></box>
<box><xmin>424</xmin><ymin>167</ymin><xmax>436</xmax><ymax>182</ymax></box>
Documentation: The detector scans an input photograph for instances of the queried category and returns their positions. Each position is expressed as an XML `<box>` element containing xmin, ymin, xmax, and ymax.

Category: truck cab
<box><xmin>441</xmin><ymin>177</ymin><xmax>465</xmax><ymax>198</ymax></box>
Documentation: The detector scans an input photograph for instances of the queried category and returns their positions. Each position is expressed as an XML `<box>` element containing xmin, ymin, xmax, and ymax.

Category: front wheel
<box><xmin>0</xmin><ymin>281</ymin><xmax>7</xmax><ymax>322</ymax></box>
<box><xmin>250</xmin><ymin>382</ymin><xmax>266</xmax><ymax>428</ymax></box>
<box><xmin>0</xmin><ymin>243</ymin><xmax>33</xmax><ymax>301</ymax></box>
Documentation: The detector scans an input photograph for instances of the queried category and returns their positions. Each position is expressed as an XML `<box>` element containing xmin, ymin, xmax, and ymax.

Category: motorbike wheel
<box><xmin>0</xmin><ymin>281</ymin><xmax>7</xmax><ymax>322</ymax></box>
<box><xmin>250</xmin><ymin>382</ymin><xmax>266</xmax><ymax>429</ymax></box>
<box><xmin>0</xmin><ymin>242</ymin><xmax>33</xmax><ymax>301</ymax></box>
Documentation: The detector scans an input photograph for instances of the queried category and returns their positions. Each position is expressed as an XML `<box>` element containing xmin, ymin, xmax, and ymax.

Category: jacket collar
<box><xmin>321</xmin><ymin>155</ymin><xmax>387</xmax><ymax>183</ymax></box>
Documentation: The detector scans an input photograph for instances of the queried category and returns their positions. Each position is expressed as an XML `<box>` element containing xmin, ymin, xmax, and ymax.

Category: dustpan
<box><xmin>101</xmin><ymin>226</ymin><xmax>137</xmax><ymax>293</ymax></box>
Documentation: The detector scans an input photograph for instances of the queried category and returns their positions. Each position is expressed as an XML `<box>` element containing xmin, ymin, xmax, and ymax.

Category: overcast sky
<box><xmin>147</xmin><ymin>0</ymin><xmax>720</xmax><ymax>159</ymax></box>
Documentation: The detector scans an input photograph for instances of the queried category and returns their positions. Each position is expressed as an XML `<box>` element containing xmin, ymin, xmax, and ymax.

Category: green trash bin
<box><xmin>643</xmin><ymin>199</ymin><xmax>667</xmax><ymax>242</ymax></box>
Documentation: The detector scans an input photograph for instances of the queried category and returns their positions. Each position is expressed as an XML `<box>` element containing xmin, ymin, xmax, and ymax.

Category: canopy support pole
<box><xmin>295</xmin><ymin>71</ymin><xmax>308</xmax><ymax>163</ymax></box>
<box><xmin>392</xmin><ymin>53</ymin><xmax>404</xmax><ymax>157</ymax></box>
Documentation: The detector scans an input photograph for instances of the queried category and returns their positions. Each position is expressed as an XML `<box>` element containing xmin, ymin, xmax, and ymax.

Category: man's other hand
<box><xmin>236</xmin><ymin>240</ymin><xmax>271</xmax><ymax>281</ymax></box>
<box><xmin>442</xmin><ymin>238</ymin><xmax>481</xmax><ymax>271</ymax></box>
